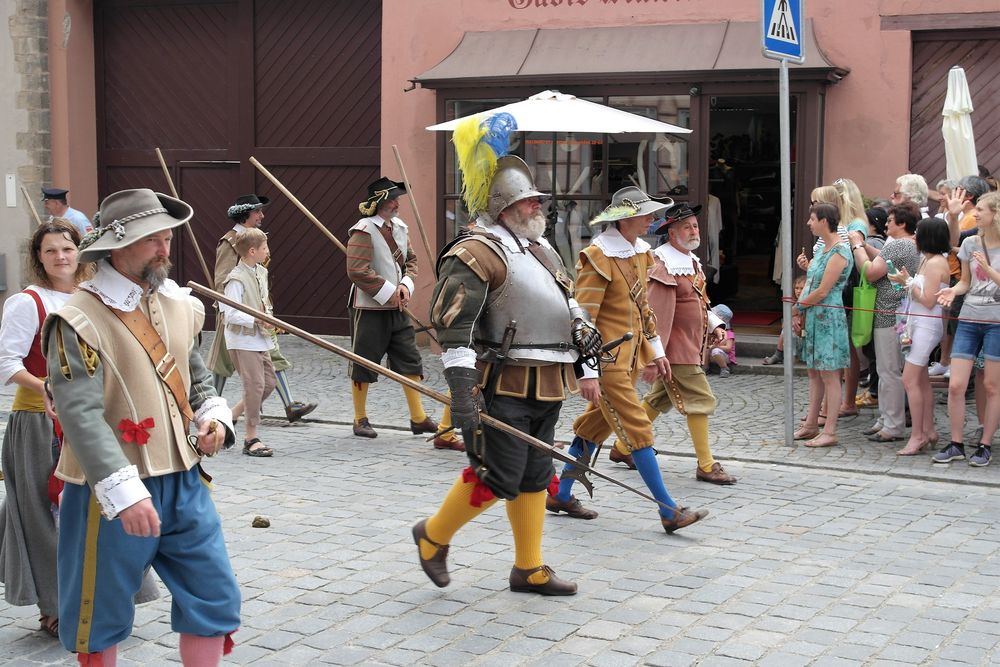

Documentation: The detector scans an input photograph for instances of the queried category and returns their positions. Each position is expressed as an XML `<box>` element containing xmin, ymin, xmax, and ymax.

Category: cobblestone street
<box><xmin>2</xmin><ymin>334</ymin><xmax>999</xmax><ymax>666</ymax></box>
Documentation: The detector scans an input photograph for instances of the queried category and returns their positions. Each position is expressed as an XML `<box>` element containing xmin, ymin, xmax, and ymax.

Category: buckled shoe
<box><xmin>545</xmin><ymin>495</ymin><xmax>598</xmax><ymax>519</ymax></box>
<box><xmin>609</xmin><ymin>446</ymin><xmax>636</xmax><ymax>469</ymax></box>
<box><xmin>285</xmin><ymin>401</ymin><xmax>317</xmax><ymax>423</ymax></box>
<box><xmin>353</xmin><ymin>418</ymin><xmax>377</xmax><ymax>438</ymax></box>
<box><xmin>696</xmin><ymin>462</ymin><xmax>737</xmax><ymax>485</ymax></box>
<box><xmin>509</xmin><ymin>565</ymin><xmax>577</xmax><ymax>596</ymax></box>
<box><xmin>660</xmin><ymin>506</ymin><xmax>708</xmax><ymax>534</ymax></box>
<box><xmin>432</xmin><ymin>435</ymin><xmax>466</xmax><ymax>452</ymax></box>
<box><xmin>412</xmin><ymin>519</ymin><xmax>450</xmax><ymax>587</ymax></box>
<box><xmin>410</xmin><ymin>417</ymin><xmax>439</xmax><ymax>435</ymax></box>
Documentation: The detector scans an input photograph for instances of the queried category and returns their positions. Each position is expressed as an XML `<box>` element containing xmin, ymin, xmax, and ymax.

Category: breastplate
<box><xmin>478</xmin><ymin>245</ymin><xmax>577</xmax><ymax>365</ymax></box>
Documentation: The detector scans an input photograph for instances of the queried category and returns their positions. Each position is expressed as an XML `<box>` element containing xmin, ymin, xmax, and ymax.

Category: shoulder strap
<box><xmin>82</xmin><ymin>290</ymin><xmax>194</xmax><ymax>424</ymax></box>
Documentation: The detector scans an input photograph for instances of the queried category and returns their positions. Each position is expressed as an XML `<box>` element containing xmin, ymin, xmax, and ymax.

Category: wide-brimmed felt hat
<box><xmin>589</xmin><ymin>186</ymin><xmax>672</xmax><ymax>226</ymax></box>
<box><xmin>78</xmin><ymin>188</ymin><xmax>193</xmax><ymax>262</ymax></box>
<box><xmin>359</xmin><ymin>177</ymin><xmax>406</xmax><ymax>216</ymax></box>
<box><xmin>653</xmin><ymin>202</ymin><xmax>703</xmax><ymax>234</ymax></box>
<box><xmin>227</xmin><ymin>194</ymin><xmax>270</xmax><ymax>220</ymax></box>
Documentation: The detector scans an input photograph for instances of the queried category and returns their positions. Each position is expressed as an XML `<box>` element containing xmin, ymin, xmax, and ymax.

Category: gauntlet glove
<box><xmin>444</xmin><ymin>366</ymin><xmax>484</xmax><ymax>430</ymax></box>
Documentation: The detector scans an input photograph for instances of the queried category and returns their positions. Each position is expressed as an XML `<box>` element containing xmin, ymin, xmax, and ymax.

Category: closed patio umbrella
<box><xmin>942</xmin><ymin>66</ymin><xmax>978</xmax><ymax>181</ymax></box>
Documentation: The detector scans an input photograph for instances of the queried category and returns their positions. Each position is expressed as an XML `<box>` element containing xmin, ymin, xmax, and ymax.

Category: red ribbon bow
<box><xmin>118</xmin><ymin>417</ymin><xmax>155</xmax><ymax>445</ymax></box>
<box><xmin>462</xmin><ymin>466</ymin><xmax>496</xmax><ymax>507</ymax></box>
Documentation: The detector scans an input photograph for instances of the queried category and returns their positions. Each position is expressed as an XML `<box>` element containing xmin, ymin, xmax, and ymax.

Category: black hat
<box><xmin>227</xmin><ymin>194</ymin><xmax>270</xmax><ymax>220</ymax></box>
<box><xmin>42</xmin><ymin>187</ymin><xmax>69</xmax><ymax>200</ymax></box>
<box><xmin>359</xmin><ymin>177</ymin><xmax>406</xmax><ymax>216</ymax></box>
<box><xmin>654</xmin><ymin>203</ymin><xmax>702</xmax><ymax>234</ymax></box>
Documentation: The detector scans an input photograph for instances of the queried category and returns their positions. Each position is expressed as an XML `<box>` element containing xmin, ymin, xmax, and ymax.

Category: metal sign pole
<box><xmin>779</xmin><ymin>58</ymin><xmax>795</xmax><ymax>446</ymax></box>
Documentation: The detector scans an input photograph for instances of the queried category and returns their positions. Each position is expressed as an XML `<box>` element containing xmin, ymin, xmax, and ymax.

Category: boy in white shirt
<box><xmin>221</xmin><ymin>228</ymin><xmax>276</xmax><ymax>456</ymax></box>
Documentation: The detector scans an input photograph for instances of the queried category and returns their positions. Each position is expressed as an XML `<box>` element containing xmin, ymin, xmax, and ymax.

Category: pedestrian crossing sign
<box><xmin>762</xmin><ymin>0</ymin><xmax>804</xmax><ymax>63</ymax></box>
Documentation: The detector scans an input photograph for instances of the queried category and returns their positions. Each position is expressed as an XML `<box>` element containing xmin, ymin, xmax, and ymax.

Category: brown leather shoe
<box><xmin>609</xmin><ymin>446</ymin><xmax>636</xmax><ymax>469</ymax></box>
<box><xmin>285</xmin><ymin>401</ymin><xmax>317</xmax><ymax>423</ymax></box>
<box><xmin>696</xmin><ymin>462</ymin><xmax>737</xmax><ymax>485</ymax></box>
<box><xmin>509</xmin><ymin>565</ymin><xmax>577</xmax><ymax>596</ymax></box>
<box><xmin>353</xmin><ymin>418</ymin><xmax>377</xmax><ymax>438</ymax></box>
<box><xmin>660</xmin><ymin>506</ymin><xmax>708</xmax><ymax>534</ymax></box>
<box><xmin>432</xmin><ymin>435</ymin><xmax>466</xmax><ymax>452</ymax></box>
<box><xmin>410</xmin><ymin>417</ymin><xmax>439</xmax><ymax>435</ymax></box>
<box><xmin>412</xmin><ymin>519</ymin><xmax>449</xmax><ymax>587</ymax></box>
<box><xmin>545</xmin><ymin>494</ymin><xmax>598</xmax><ymax>519</ymax></box>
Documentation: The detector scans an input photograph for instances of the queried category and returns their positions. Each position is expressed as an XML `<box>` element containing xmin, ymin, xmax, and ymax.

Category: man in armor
<box><xmin>549</xmin><ymin>187</ymin><xmax>709</xmax><ymax>534</ymax></box>
<box><xmin>413</xmin><ymin>155</ymin><xmax>601</xmax><ymax>595</ymax></box>
<box><xmin>610</xmin><ymin>203</ymin><xmax>737</xmax><ymax>485</ymax></box>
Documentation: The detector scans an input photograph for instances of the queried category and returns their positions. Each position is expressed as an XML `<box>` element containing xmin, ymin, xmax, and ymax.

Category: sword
<box><xmin>189</xmin><ymin>282</ymin><xmax>670</xmax><ymax>512</ymax></box>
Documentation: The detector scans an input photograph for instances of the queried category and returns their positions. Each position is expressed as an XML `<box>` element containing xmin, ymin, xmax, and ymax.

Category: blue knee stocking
<box><xmin>556</xmin><ymin>436</ymin><xmax>597</xmax><ymax>501</ymax></box>
<box><xmin>274</xmin><ymin>369</ymin><xmax>293</xmax><ymax>408</ymax></box>
<box><xmin>631</xmin><ymin>447</ymin><xmax>677</xmax><ymax>518</ymax></box>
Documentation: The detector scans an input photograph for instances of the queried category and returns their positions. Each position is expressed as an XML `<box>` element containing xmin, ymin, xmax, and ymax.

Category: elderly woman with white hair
<box><xmin>891</xmin><ymin>173</ymin><xmax>930</xmax><ymax>218</ymax></box>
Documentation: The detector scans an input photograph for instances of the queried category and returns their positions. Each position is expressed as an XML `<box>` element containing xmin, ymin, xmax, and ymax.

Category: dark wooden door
<box><xmin>909</xmin><ymin>30</ymin><xmax>1000</xmax><ymax>188</ymax></box>
<box><xmin>95</xmin><ymin>0</ymin><xmax>382</xmax><ymax>333</ymax></box>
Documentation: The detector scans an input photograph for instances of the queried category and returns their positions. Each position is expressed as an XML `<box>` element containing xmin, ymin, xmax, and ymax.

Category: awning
<box><xmin>413</xmin><ymin>20</ymin><xmax>847</xmax><ymax>88</ymax></box>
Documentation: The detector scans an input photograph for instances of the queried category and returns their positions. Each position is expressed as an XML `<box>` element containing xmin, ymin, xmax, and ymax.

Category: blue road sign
<box><xmin>762</xmin><ymin>0</ymin><xmax>804</xmax><ymax>63</ymax></box>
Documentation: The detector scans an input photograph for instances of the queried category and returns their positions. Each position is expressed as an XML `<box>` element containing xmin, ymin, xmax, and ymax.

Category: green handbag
<box><xmin>851</xmin><ymin>261</ymin><xmax>876</xmax><ymax>348</ymax></box>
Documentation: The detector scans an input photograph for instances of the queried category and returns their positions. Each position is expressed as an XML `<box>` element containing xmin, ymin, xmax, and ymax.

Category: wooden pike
<box><xmin>188</xmin><ymin>280</ymin><xmax>669</xmax><ymax>511</ymax></box>
<box><xmin>391</xmin><ymin>144</ymin><xmax>434</xmax><ymax>265</ymax></box>
<box><xmin>154</xmin><ymin>148</ymin><xmax>215</xmax><ymax>289</ymax></box>
<box><xmin>20</xmin><ymin>186</ymin><xmax>43</xmax><ymax>226</ymax></box>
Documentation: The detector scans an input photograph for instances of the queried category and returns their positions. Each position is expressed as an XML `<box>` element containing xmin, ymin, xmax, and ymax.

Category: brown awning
<box><xmin>413</xmin><ymin>20</ymin><xmax>847</xmax><ymax>88</ymax></box>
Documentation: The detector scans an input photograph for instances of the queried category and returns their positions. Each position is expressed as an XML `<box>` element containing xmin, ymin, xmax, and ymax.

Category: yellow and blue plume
<box><xmin>452</xmin><ymin>112</ymin><xmax>517</xmax><ymax>216</ymax></box>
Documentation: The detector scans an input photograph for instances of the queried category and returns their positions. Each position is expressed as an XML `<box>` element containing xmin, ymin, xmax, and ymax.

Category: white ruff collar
<box><xmin>591</xmin><ymin>228</ymin><xmax>650</xmax><ymax>258</ymax></box>
<box><xmin>477</xmin><ymin>220</ymin><xmax>554</xmax><ymax>253</ymax></box>
<box><xmin>81</xmin><ymin>259</ymin><xmax>189</xmax><ymax>312</ymax></box>
<box><xmin>653</xmin><ymin>243</ymin><xmax>700</xmax><ymax>276</ymax></box>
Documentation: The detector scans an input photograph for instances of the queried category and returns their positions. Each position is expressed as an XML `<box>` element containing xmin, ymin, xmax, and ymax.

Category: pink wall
<box><xmin>49</xmin><ymin>0</ymin><xmax>98</xmax><ymax>217</ymax></box>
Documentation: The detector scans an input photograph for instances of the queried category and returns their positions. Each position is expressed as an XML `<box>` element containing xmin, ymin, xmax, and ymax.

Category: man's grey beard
<box><xmin>505</xmin><ymin>210</ymin><xmax>546</xmax><ymax>241</ymax></box>
<box><xmin>142</xmin><ymin>258</ymin><xmax>172</xmax><ymax>291</ymax></box>
<box><xmin>680</xmin><ymin>238</ymin><xmax>701</xmax><ymax>251</ymax></box>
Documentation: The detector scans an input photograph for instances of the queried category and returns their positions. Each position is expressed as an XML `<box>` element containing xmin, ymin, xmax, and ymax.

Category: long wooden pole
<box><xmin>20</xmin><ymin>186</ymin><xmax>42</xmax><ymax>226</ymax></box>
<box><xmin>247</xmin><ymin>156</ymin><xmax>439</xmax><ymax>343</ymax></box>
<box><xmin>188</xmin><ymin>280</ymin><xmax>668</xmax><ymax>511</ymax></box>
<box><xmin>391</xmin><ymin>144</ymin><xmax>435</xmax><ymax>265</ymax></box>
<box><xmin>155</xmin><ymin>148</ymin><xmax>215</xmax><ymax>289</ymax></box>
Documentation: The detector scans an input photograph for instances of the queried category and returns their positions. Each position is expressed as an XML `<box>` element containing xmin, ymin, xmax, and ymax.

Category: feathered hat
<box><xmin>589</xmin><ymin>186</ymin><xmax>672</xmax><ymax>227</ymax></box>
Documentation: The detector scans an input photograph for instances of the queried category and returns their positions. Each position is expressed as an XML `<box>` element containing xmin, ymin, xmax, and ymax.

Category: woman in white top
<box><xmin>889</xmin><ymin>218</ymin><xmax>951</xmax><ymax>455</ymax></box>
<box><xmin>0</xmin><ymin>220</ymin><xmax>88</xmax><ymax>638</ymax></box>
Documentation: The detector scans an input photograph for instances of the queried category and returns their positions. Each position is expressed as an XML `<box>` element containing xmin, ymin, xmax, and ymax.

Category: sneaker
<box><xmin>932</xmin><ymin>442</ymin><xmax>965</xmax><ymax>464</ymax></box>
<box><xmin>928</xmin><ymin>362</ymin><xmax>950</xmax><ymax>377</ymax></box>
<box><xmin>762</xmin><ymin>350</ymin><xmax>782</xmax><ymax>365</ymax></box>
<box><xmin>969</xmin><ymin>445</ymin><xmax>992</xmax><ymax>467</ymax></box>
<box><xmin>719</xmin><ymin>368</ymin><xmax>731</xmax><ymax>378</ymax></box>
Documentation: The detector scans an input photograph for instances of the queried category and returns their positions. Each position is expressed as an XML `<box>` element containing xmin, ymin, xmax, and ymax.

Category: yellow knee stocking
<box><xmin>687</xmin><ymin>413</ymin><xmax>716</xmax><ymax>471</ymax></box>
<box><xmin>438</xmin><ymin>400</ymin><xmax>461</xmax><ymax>442</ymax></box>
<box><xmin>351</xmin><ymin>382</ymin><xmax>369</xmax><ymax>422</ymax></box>
<box><xmin>422</xmin><ymin>476</ymin><xmax>497</xmax><ymax>560</ymax></box>
<box><xmin>403</xmin><ymin>375</ymin><xmax>428</xmax><ymax>422</ymax></box>
<box><xmin>506</xmin><ymin>490</ymin><xmax>546</xmax><ymax>572</ymax></box>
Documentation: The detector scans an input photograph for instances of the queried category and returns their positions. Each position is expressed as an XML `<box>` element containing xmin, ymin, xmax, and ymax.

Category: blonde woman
<box><xmin>832</xmin><ymin>177</ymin><xmax>870</xmax><ymax>419</ymax></box>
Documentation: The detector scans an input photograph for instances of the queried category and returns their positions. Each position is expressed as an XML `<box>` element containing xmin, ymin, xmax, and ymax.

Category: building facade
<box><xmin>1</xmin><ymin>0</ymin><xmax>997</xmax><ymax>331</ymax></box>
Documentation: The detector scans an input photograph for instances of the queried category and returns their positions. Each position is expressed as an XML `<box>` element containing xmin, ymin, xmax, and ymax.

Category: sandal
<box><xmin>805</xmin><ymin>434</ymin><xmax>839</xmax><ymax>448</ymax></box>
<box><xmin>242</xmin><ymin>438</ymin><xmax>273</xmax><ymax>457</ymax></box>
<box><xmin>794</xmin><ymin>427</ymin><xmax>820</xmax><ymax>440</ymax></box>
<box><xmin>838</xmin><ymin>407</ymin><xmax>859</xmax><ymax>418</ymax></box>
<box><xmin>867</xmin><ymin>431</ymin><xmax>903</xmax><ymax>443</ymax></box>
<box><xmin>897</xmin><ymin>441</ymin><xmax>928</xmax><ymax>456</ymax></box>
<box><xmin>39</xmin><ymin>615</ymin><xmax>59</xmax><ymax>638</ymax></box>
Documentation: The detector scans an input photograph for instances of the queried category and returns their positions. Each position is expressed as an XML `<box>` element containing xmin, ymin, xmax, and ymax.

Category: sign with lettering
<box><xmin>762</xmin><ymin>0</ymin><xmax>804</xmax><ymax>63</ymax></box>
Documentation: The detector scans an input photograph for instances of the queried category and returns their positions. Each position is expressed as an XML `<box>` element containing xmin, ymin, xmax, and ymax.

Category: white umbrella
<box><xmin>426</xmin><ymin>89</ymin><xmax>692</xmax><ymax>134</ymax></box>
<box><xmin>942</xmin><ymin>66</ymin><xmax>978</xmax><ymax>181</ymax></box>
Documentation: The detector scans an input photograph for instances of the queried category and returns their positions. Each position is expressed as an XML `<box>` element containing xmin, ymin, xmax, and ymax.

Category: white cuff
<box><xmin>373</xmin><ymin>280</ymin><xmax>396</xmax><ymax>305</ymax></box>
<box><xmin>568</xmin><ymin>298</ymin><xmax>580</xmax><ymax>308</ymax></box>
<box><xmin>94</xmin><ymin>465</ymin><xmax>151</xmax><ymax>520</ymax></box>
<box><xmin>400</xmin><ymin>276</ymin><xmax>415</xmax><ymax>296</ymax></box>
<box><xmin>441</xmin><ymin>347</ymin><xmax>478</xmax><ymax>369</ymax></box>
<box><xmin>648</xmin><ymin>336</ymin><xmax>665</xmax><ymax>359</ymax></box>
<box><xmin>195</xmin><ymin>396</ymin><xmax>235</xmax><ymax>444</ymax></box>
<box><xmin>581</xmin><ymin>363</ymin><xmax>600</xmax><ymax>380</ymax></box>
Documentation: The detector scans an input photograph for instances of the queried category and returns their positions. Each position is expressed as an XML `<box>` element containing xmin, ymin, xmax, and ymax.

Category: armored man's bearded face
<box><xmin>501</xmin><ymin>197</ymin><xmax>546</xmax><ymax>241</ymax></box>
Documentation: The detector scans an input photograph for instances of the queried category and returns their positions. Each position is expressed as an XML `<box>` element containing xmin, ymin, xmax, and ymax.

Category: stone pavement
<box><xmin>1</xmin><ymin>333</ymin><xmax>999</xmax><ymax>666</ymax></box>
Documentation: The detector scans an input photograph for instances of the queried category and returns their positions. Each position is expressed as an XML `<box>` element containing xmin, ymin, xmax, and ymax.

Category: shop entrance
<box><xmin>707</xmin><ymin>95</ymin><xmax>797</xmax><ymax>331</ymax></box>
